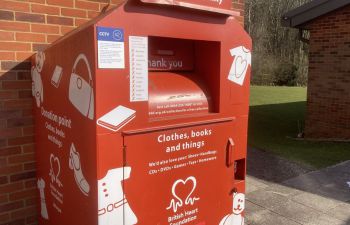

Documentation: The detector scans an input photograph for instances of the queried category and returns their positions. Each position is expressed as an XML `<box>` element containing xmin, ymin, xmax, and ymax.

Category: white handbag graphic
<box><xmin>69</xmin><ymin>54</ymin><xmax>94</xmax><ymax>120</ymax></box>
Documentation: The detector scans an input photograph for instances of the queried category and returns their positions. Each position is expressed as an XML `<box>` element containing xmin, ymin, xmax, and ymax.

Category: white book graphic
<box><xmin>97</xmin><ymin>106</ymin><xmax>136</xmax><ymax>132</ymax></box>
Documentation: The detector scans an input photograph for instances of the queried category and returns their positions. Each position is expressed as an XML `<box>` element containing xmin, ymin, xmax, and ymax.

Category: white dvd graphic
<box><xmin>51</xmin><ymin>65</ymin><xmax>63</xmax><ymax>88</ymax></box>
<box><xmin>69</xmin><ymin>143</ymin><xmax>90</xmax><ymax>196</ymax></box>
<box><xmin>69</xmin><ymin>53</ymin><xmax>94</xmax><ymax>120</ymax></box>
<box><xmin>98</xmin><ymin>167</ymin><xmax>137</xmax><ymax>225</ymax></box>
<box><xmin>97</xmin><ymin>106</ymin><xmax>136</xmax><ymax>132</ymax></box>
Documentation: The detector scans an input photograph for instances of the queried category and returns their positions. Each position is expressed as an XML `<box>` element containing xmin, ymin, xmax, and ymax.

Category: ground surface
<box><xmin>249</xmin><ymin>86</ymin><xmax>350</xmax><ymax>168</ymax></box>
<box><xmin>246</xmin><ymin>148</ymin><xmax>350</xmax><ymax>225</ymax></box>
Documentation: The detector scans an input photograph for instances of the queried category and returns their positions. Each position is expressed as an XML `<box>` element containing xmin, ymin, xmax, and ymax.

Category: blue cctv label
<box><xmin>97</xmin><ymin>27</ymin><xmax>124</xmax><ymax>42</ymax></box>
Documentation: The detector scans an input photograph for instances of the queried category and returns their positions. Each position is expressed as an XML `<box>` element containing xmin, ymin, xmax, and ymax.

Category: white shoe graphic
<box><xmin>37</xmin><ymin>178</ymin><xmax>49</xmax><ymax>220</ymax></box>
<box><xmin>98</xmin><ymin>167</ymin><xmax>137</xmax><ymax>225</ymax></box>
<box><xmin>69</xmin><ymin>143</ymin><xmax>90</xmax><ymax>196</ymax></box>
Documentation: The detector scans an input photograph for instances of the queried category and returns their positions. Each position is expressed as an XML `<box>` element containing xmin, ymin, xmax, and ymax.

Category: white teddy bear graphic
<box><xmin>219</xmin><ymin>193</ymin><xmax>245</xmax><ymax>225</ymax></box>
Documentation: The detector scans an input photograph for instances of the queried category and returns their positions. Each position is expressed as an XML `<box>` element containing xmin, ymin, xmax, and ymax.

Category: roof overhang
<box><xmin>282</xmin><ymin>0</ymin><xmax>350</xmax><ymax>28</ymax></box>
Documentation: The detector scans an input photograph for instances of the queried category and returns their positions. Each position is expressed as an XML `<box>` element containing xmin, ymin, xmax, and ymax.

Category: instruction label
<box><xmin>129</xmin><ymin>36</ymin><xmax>148</xmax><ymax>102</ymax></box>
<box><xmin>97</xmin><ymin>26</ymin><xmax>125</xmax><ymax>69</ymax></box>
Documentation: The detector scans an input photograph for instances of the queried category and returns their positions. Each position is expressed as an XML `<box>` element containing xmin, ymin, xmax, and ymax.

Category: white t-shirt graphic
<box><xmin>228</xmin><ymin>46</ymin><xmax>251</xmax><ymax>86</ymax></box>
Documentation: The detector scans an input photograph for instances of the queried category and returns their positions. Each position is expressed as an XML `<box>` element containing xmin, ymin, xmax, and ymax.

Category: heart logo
<box><xmin>49</xmin><ymin>154</ymin><xmax>62</xmax><ymax>187</ymax></box>
<box><xmin>166</xmin><ymin>176</ymin><xmax>200</xmax><ymax>213</ymax></box>
<box><xmin>234</xmin><ymin>56</ymin><xmax>248</xmax><ymax>78</ymax></box>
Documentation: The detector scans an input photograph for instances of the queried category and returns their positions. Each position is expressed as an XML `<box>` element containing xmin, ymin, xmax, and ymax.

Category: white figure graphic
<box><xmin>31</xmin><ymin>51</ymin><xmax>45</xmax><ymax>107</ymax></box>
<box><xmin>166</xmin><ymin>176</ymin><xmax>200</xmax><ymax>213</ymax></box>
<box><xmin>51</xmin><ymin>65</ymin><xmax>63</xmax><ymax>88</ymax></box>
<box><xmin>49</xmin><ymin>154</ymin><xmax>63</xmax><ymax>188</ymax></box>
<box><xmin>69</xmin><ymin>143</ymin><xmax>90</xmax><ymax>196</ymax></box>
<box><xmin>98</xmin><ymin>167</ymin><xmax>137</xmax><ymax>225</ymax></box>
<box><xmin>347</xmin><ymin>181</ymin><xmax>350</xmax><ymax>188</ymax></box>
<box><xmin>97</xmin><ymin>106</ymin><xmax>136</xmax><ymax>132</ymax></box>
<box><xmin>219</xmin><ymin>193</ymin><xmax>245</xmax><ymax>225</ymax></box>
<box><xmin>37</xmin><ymin>178</ymin><xmax>49</xmax><ymax>220</ymax></box>
<box><xmin>228</xmin><ymin>46</ymin><xmax>251</xmax><ymax>86</ymax></box>
<box><xmin>69</xmin><ymin>53</ymin><xmax>94</xmax><ymax>120</ymax></box>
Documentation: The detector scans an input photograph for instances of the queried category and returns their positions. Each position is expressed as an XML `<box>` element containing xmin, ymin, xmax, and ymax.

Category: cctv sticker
<box><xmin>97</xmin><ymin>26</ymin><xmax>125</xmax><ymax>69</ymax></box>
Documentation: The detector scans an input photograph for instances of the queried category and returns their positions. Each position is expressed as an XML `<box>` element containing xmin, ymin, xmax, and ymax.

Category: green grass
<box><xmin>248</xmin><ymin>86</ymin><xmax>350</xmax><ymax>169</ymax></box>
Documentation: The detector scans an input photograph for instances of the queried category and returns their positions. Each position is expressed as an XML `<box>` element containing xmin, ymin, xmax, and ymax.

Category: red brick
<box><xmin>60</xmin><ymin>25</ymin><xmax>75</xmax><ymax>35</ymax></box>
<box><xmin>0</xmin><ymin>128</ymin><xmax>22</xmax><ymax>139</ymax></box>
<box><xmin>15</xmin><ymin>32</ymin><xmax>46</xmax><ymax>43</ymax></box>
<box><xmin>0</xmin><ymin>165</ymin><xmax>23</xmax><ymax>176</ymax></box>
<box><xmin>0</xmin><ymin>42</ymin><xmax>31</xmax><ymax>51</ymax></box>
<box><xmin>1</xmin><ymin>1</ymin><xmax>30</xmax><ymax>12</ymax></box>
<box><xmin>32</xmin><ymin>43</ymin><xmax>48</xmax><ymax>51</ymax></box>
<box><xmin>18</xmin><ymin>90</ymin><xmax>32</xmax><ymax>99</ymax></box>
<box><xmin>24</xmin><ymin>179</ymin><xmax>35</xmax><ymax>188</ymax></box>
<box><xmin>0</xmin><ymin>52</ymin><xmax>15</xmax><ymax>60</ymax></box>
<box><xmin>61</xmin><ymin>8</ymin><xmax>87</xmax><ymax>18</ymax></box>
<box><xmin>0</xmin><ymin>202</ymin><xmax>24</xmax><ymax>215</ymax></box>
<box><xmin>87</xmin><ymin>10</ymin><xmax>100</xmax><ymax>18</ymax></box>
<box><xmin>7</xmin><ymin>117</ymin><xmax>33</xmax><ymax>128</ymax></box>
<box><xmin>25</xmin><ymin>197</ymin><xmax>36</xmax><ymax>206</ymax></box>
<box><xmin>9</xmin><ymin>188</ymin><xmax>36</xmax><ymax>201</ymax></box>
<box><xmin>8</xmin><ymin>153</ymin><xmax>35</xmax><ymax>166</ymax></box>
<box><xmin>0</xmin><ymin>193</ymin><xmax>8</xmax><ymax>204</ymax></box>
<box><xmin>46</xmin><ymin>34</ymin><xmax>61</xmax><ymax>43</ymax></box>
<box><xmin>47</xmin><ymin>15</ymin><xmax>74</xmax><ymax>26</ymax></box>
<box><xmin>4</xmin><ymin>100</ymin><xmax>32</xmax><ymax>111</ymax></box>
<box><xmin>46</xmin><ymin>0</ymin><xmax>74</xmax><ymax>7</ymax></box>
<box><xmin>10</xmin><ymin>171</ymin><xmax>36</xmax><ymax>182</ymax></box>
<box><xmin>22</xmin><ymin>145</ymin><xmax>34</xmax><ymax>154</ymax></box>
<box><xmin>1</xmin><ymin>61</ymin><xmax>31</xmax><ymax>71</ymax></box>
<box><xmin>23</xmin><ymin>162</ymin><xmax>36</xmax><ymax>171</ymax></box>
<box><xmin>0</xmin><ymin>146</ymin><xmax>21</xmax><ymax>157</ymax></box>
<box><xmin>0</xmin><ymin>21</ymin><xmax>30</xmax><ymax>32</ymax></box>
<box><xmin>0</xmin><ymin>90</ymin><xmax>18</xmax><ymax>99</ymax></box>
<box><xmin>17</xmin><ymin>72</ymin><xmax>31</xmax><ymax>81</ymax></box>
<box><xmin>2</xmin><ymin>81</ymin><xmax>31</xmax><ymax>90</ymax></box>
<box><xmin>16</xmin><ymin>52</ymin><xmax>34</xmax><ymax>61</ymax></box>
<box><xmin>0</xmin><ymin>176</ymin><xmax>8</xmax><ymax>185</ymax></box>
<box><xmin>31</xmin><ymin>4</ymin><xmax>60</xmax><ymax>15</ymax></box>
<box><xmin>0</xmin><ymin>182</ymin><xmax>24</xmax><ymax>195</ymax></box>
<box><xmin>0</xmin><ymin>31</ymin><xmax>15</xmax><ymax>41</ymax></box>
<box><xmin>15</xmin><ymin>12</ymin><xmax>45</xmax><ymax>23</ymax></box>
<box><xmin>0</xmin><ymin>212</ymin><xmax>10</xmax><ymax>222</ymax></box>
<box><xmin>22</xmin><ymin>126</ymin><xmax>34</xmax><ymax>136</ymax></box>
<box><xmin>75</xmin><ymin>18</ymin><xmax>89</xmax><ymax>26</ymax></box>
<box><xmin>0</xmin><ymin>110</ymin><xmax>22</xmax><ymax>120</ymax></box>
<box><xmin>0</xmin><ymin>10</ymin><xmax>14</xmax><ymax>21</ymax></box>
<box><xmin>10</xmin><ymin>206</ymin><xmax>37</xmax><ymax>220</ymax></box>
<box><xmin>76</xmin><ymin>0</ymin><xmax>100</xmax><ymax>11</ymax></box>
<box><xmin>8</xmin><ymin>136</ymin><xmax>34</xmax><ymax>146</ymax></box>
<box><xmin>31</xmin><ymin>24</ymin><xmax>60</xmax><ymax>34</ymax></box>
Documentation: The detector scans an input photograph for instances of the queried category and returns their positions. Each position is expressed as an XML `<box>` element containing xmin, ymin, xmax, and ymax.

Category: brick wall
<box><xmin>0</xmin><ymin>0</ymin><xmax>244</xmax><ymax>224</ymax></box>
<box><xmin>305</xmin><ymin>5</ymin><xmax>350</xmax><ymax>140</ymax></box>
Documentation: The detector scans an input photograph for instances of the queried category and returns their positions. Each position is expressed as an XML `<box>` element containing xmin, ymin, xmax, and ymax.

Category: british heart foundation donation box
<box><xmin>31</xmin><ymin>0</ymin><xmax>252</xmax><ymax>224</ymax></box>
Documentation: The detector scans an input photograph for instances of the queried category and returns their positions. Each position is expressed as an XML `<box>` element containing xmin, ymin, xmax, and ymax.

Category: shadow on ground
<box><xmin>246</xmin><ymin>147</ymin><xmax>350</xmax><ymax>225</ymax></box>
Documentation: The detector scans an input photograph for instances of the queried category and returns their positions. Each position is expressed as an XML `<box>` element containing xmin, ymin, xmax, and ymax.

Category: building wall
<box><xmin>305</xmin><ymin>5</ymin><xmax>350</xmax><ymax>140</ymax></box>
<box><xmin>0</xmin><ymin>1</ymin><xmax>245</xmax><ymax>224</ymax></box>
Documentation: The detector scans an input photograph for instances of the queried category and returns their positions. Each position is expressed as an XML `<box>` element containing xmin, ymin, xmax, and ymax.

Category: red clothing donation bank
<box><xmin>31</xmin><ymin>0</ymin><xmax>252</xmax><ymax>224</ymax></box>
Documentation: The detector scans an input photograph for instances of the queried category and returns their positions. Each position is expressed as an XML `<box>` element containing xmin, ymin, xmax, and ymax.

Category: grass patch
<box><xmin>248</xmin><ymin>86</ymin><xmax>350</xmax><ymax>169</ymax></box>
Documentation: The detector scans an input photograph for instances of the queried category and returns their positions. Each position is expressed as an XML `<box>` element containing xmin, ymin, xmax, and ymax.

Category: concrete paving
<box><xmin>245</xmin><ymin>160</ymin><xmax>350</xmax><ymax>225</ymax></box>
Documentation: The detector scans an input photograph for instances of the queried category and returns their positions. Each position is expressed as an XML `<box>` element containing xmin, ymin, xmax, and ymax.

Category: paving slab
<box><xmin>246</xmin><ymin>148</ymin><xmax>350</xmax><ymax>225</ymax></box>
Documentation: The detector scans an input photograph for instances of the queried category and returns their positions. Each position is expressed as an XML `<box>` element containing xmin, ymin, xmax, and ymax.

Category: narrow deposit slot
<box><xmin>148</xmin><ymin>37</ymin><xmax>221</xmax><ymax>120</ymax></box>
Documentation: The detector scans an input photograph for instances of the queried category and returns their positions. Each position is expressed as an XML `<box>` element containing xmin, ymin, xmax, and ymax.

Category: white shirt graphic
<box><xmin>228</xmin><ymin>46</ymin><xmax>252</xmax><ymax>86</ymax></box>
